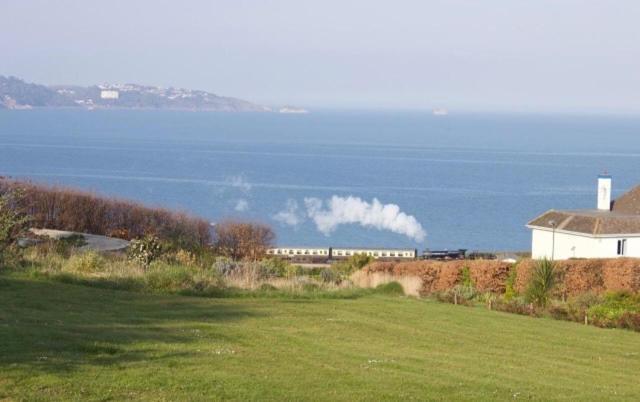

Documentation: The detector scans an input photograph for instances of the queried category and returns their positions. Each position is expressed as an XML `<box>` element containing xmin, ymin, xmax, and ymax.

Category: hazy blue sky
<box><xmin>1</xmin><ymin>1</ymin><xmax>639</xmax><ymax>112</ymax></box>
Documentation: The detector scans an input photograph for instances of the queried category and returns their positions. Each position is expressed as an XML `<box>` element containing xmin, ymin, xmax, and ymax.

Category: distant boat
<box><xmin>279</xmin><ymin>106</ymin><xmax>309</xmax><ymax>114</ymax></box>
<box><xmin>432</xmin><ymin>108</ymin><xmax>448</xmax><ymax>116</ymax></box>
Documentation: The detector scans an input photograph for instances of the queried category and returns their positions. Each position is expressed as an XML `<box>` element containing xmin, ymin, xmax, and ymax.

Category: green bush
<box><xmin>332</xmin><ymin>254</ymin><xmax>374</xmax><ymax>275</ymax></box>
<box><xmin>587</xmin><ymin>291</ymin><xmax>640</xmax><ymax>323</ymax></box>
<box><xmin>374</xmin><ymin>281</ymin><xmax>405</xmax><ymax>296</ymax></box>
<box><xmin>525</xmin><ymin>259</ymin><xmax>556</xmax><ymax>308</ymax></box>
<box><xmin>143</xmin><ymin>263</ymin><xmax>224</xmax><ymax>295</ymax></box>
<box><xmin>566</xmin><ymin>292</ymin><xmax>601</xmax><ymax>322</ymax></box>
<box><xmin>504</xmin><ymin>265</ymin><xmax>518</xmax><ymax>301</ymax></box>
<box><xmin>460</xmin><ymin>266</ymin><xmax>473</xmax><ymax>287</ymax></box>
<box><xmin>145</xmin><ymin>265</ymin><xmax>192</xmax><ymax>292</ymax></box>
<box><xmin>65</xmin><ymin>251</ymin><xmax>106</xmax><ymax>273</ymax></box>
<box><xmin>260</xmin><ymin>258</ymin><xmax>290</xmax><ymax>277</ymax></box>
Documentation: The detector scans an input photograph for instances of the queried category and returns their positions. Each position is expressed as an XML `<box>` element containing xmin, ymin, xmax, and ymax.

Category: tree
<box><xmin>212</xmin><ymin>221</ymin><xmax>275</xmax><ymax>261</ymax></box>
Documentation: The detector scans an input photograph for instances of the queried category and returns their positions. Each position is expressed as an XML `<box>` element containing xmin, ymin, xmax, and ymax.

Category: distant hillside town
<box><xmin>0</xmin><ymin>75</ymin><xmax>308</xmax><ymax>113</ymax></box>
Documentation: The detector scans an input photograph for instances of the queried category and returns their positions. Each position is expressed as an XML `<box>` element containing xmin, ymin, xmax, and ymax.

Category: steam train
<box><xmin>267</xmin><ymin>246</ymin><xmax>481</xmax><ymax>262</ymax></box>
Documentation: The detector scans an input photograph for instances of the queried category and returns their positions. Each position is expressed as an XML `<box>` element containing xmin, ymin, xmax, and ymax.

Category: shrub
<box><xmin>460</xmin><ymin>265</ymin><xmax>473</xmax><ymax>287</ymax></box>
<box><xmin>525</xmin><ymin>259</ymin><xmax>556</xmax><ymax>308</ymax></box>
<box><xmin>566</xmin><ymin>292</ymin><xmax>601</xmax><ymax>322</ymax></box>
<box><xmin>0</xmin><ymin>187</ymin><xmax>30</xmax><ymax>266</ymax></box>
<box><xmin>174</xmin><ymin>249</ymin><xmax>197</xmax><ymax>267</ymax></box>
<box><xmin>128</xmin><ymin>235</ymin><xmax>163</xmax><ymax>269</ymax></box>
<box><xmin>452</xmin><ymin>284</ymin><xmax>477</xmax><ymax>301</ymax></box>
<box><xmin>212</xmin><ymin>256</ymin><xmax>238</xmax><ymax>276</ymax></box>
<box><xmin>260</xmin><ymin>257</ymin><xmax>289</xmax><ymax>277</ymax></box>
<box><xmin>285</xmin><ymin>264</ymin><xmax>302</xmax><ymax>278</ymax></box>
<box><xmin>65</xmin><ymin>251</ymin><xmax>106</xmax><ymax>273</ymax></box>
<box><xmin>333</xmin><ymin>254</ymin><xmax>374</xmax><ymax>275</ymax></box>
<box><xmin>211</xmin><ymin>221</ymin><xmax>275</xmax><ymax>261</ymax></box>
<box><xmin>504</xmin><ymin>265</ymin><xmax>518</xmax><ymax>301</ymax></box>
<box><xmin>375</xmin><ymin>281</ymin><xmax>405</xmax><ymax>296</ymax></box>
<box><xmin>320</xmin><ymin>268</ymin><xmax>338</xmax><ymax>284</ymax></box>
<box><xmin>494</xmin><ymin>296</ymin><xmax>537</xmax><ymax>316</ymax></box>
<box><xmin>616</xmin><ymin>312</ymin><xmax>640</xmax><ymax>331</ymax></box>
<box><xmin>53</xmin><ymin>234</ymin><xmax>87</xmax><ymax>257</ymax></box>
<box><xmin>587</xmin><ymin>291</ymin><xmax>640</xmax><ymax>324</ymax></box>
<box><xmin>145</xmin><ymin>265</ymin><xmax>192</xmax><ymax>292</ymax></box>
<box><xmin>547</xmin><ymin>302</ymin><xmax>570</xmax><ymax>320</ymax></box>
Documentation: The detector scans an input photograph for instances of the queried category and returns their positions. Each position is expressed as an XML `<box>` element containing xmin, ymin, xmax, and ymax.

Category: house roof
<box><xmin>528</xmin><ymin>184</ymin><xmax>640</xmax><ymax>236</ymax></box>
<box><xmin>527</xmin><ymin>209</ymin><xmax>640</xmax><ymax>235</ymax></box>
<box><xmin>612</xmin><ymin>185</ymin><xmax>640</xmax><ymax>214</ymax></box>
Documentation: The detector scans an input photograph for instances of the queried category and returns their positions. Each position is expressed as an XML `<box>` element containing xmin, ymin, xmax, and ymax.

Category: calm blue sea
<box><xmin>2</xmin><ymin>109</ymin><xmax>640</xmax><ymax>251</ymax></box>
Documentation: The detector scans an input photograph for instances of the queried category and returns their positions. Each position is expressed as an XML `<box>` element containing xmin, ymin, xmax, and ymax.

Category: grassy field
<box><xmin>2</xmin><ymin>276</ymin><xmax>640</xmax><ymax>401</ymax></box>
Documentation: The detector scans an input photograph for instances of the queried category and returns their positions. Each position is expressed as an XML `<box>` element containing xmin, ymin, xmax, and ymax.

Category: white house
<box><xmin>527</xmin><ymin>174</ymin><xmax>640</xmax><ymax>259</ymax></box>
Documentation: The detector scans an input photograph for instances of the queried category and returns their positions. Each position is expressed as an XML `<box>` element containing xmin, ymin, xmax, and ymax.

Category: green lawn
<box><xmin>1</xmin><ymin>276</ymin><xmax>639</xmax><ymax>401</ymax></box>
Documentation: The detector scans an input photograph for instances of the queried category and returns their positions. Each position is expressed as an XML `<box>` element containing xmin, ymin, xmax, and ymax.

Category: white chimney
<box><xmin>597</xmin><ymin>174</ymin><xmax>612</xmax><ymax>211</ymax></box>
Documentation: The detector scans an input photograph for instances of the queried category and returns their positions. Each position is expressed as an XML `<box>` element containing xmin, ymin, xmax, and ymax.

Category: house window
<box><xmin>617</xmin><ymin>239</ymin><xmax>627</xmax><ymax>256</ymax></box>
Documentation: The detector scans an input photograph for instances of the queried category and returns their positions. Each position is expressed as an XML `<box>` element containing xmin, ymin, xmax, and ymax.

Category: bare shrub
<box><xmin>211</xmin><ymin>221</ymin><xmax>274</xmax><ymax>261</ymax></box>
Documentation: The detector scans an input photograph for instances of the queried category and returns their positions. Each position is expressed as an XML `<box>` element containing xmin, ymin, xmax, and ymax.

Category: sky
<box><xmin>1</xmin><ymin>0</ymin><xmax>639</xmax><ymax>112</ymax></box>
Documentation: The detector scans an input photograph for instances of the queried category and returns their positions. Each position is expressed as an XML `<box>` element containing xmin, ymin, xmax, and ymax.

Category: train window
<box><xmin>288</xmin><ymin>250</ymin><xmax>294</xmax><ymax>254</ymax></box>
<box><xmin>346</xmin><ymin>251</ymin><xmax>351</xmax><ymax>256</ymax></box>
<box><xmin>381</xmin><ymin>252</ymin><xmax>387</xmax><ymax>257</ymax></box>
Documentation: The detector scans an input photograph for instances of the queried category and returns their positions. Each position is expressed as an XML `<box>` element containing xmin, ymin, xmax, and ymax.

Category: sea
<box><xmin>2</xmin><ymin>109</ymin><xmax>640</xmax><ymax>252</ymax></box>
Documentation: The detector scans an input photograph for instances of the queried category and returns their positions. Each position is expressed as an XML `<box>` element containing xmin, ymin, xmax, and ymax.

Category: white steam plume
<box><xmin>304</xmin><ymin>196</ymin><xmax>426</xmax><ymax>242</ymax></box>
<box><xmin>273</xmin><ymin>199</ymin><xmax>303</xmax><ymax>227</ymax></box>
<box><xmin>234</xmin><ymin>199</ymin><xmax>249</xmax><ymax>212</ymax></box>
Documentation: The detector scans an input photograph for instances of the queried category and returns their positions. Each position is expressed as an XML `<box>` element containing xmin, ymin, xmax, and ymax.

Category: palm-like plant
<box><xmin>525</xmin><ymin>258</ymin><xmax>557</xmax><ymax>308</ymax></box>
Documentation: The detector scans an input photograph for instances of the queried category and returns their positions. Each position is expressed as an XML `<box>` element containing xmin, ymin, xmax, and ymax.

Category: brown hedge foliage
<box><xmin>0</xmin><ymin>178</ymin><xmax>211</xmax><ymax>249</ymax></box>
<box><xmin>364</xmin><ymin>258</ymin><xmax>640</xmax><ymax>296</ymax></box>
<box><xmin>515</xmin><ymin>258</ymin><xmax>640</xmax><ymax>297</ymax></box>
<box><xmin>362</xmin><ymin>259</ymin><xmax>512</xmax><ymax>295</ymax></box>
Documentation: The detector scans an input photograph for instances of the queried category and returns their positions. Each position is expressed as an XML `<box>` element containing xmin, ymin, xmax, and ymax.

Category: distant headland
<box><xmin>0</xmin><ymin>75</ymin><xmax>307</xmax><ymax>113</ymax></box>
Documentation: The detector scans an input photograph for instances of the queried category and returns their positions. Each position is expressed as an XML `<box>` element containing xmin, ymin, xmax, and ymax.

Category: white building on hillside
<box><xmin>527</xmin><ymin>174</ymin><xmax>640</xmax><ymax>259</ymax></box>
<box><xmin>100</xmin><ymin>90</ymin><xmax>119</xmax><ymax>99</ymax></box>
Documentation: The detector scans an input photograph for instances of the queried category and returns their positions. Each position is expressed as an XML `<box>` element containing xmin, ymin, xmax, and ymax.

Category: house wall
<box><xmin>531</xmin><ymin>228</ymin><xmax>640</xmax><ymax>259</ymax></box>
